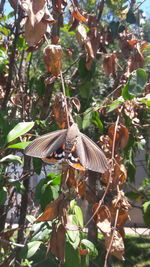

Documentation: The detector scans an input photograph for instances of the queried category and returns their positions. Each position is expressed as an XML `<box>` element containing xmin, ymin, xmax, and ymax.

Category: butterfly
<box><xmin>24</xmin><ymin>123</ymin><xmax>108</xmax><ymax>173</ymax></box>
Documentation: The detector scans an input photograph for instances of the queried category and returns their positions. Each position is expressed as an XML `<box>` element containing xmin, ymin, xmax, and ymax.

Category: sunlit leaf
<box><xmin>8</xmin><ymin>142</ymin><xmax>30</xmax><ymax>149</ymax></box>
<box><xmin>122</xmin><ymin>69</ymin><xmax>147</xmax><ymax>100</ymax></box>
<box><xmin>0</xmin><ymin>154</ymin><xmax>23</xmax><ymax>164</ymax></box>
<box><xmin>80</xmin><ymin>239</ymin><xmax>98</xmax><ymax>257</ymax></box>
<box><xmin>26</xmin><ymin>241</ymin><xmax>42</xmax><ymax>259</ymax></box>
<box><xmin>92</xmin><ymin>111</ymin><xmax>103</xmax><ymax>132</ymax></box>
<box><xmin>143</xmin><ymin>201</ymin><xmax>150</xmax><ymax>227</ymax></box>
<box><xmin>82</xmin><ymin>108</ymin><xmax>93</xmax><ymax>130</ymax></box>
<box><xmin>6</xmin><ymin>122</ymin><xmax>34</xmax><ymax>143</ymax></box>
<box><xmin>74</xmin><ymin>206</ymin><xmax>83</xmax><ymax>227</ymax></box>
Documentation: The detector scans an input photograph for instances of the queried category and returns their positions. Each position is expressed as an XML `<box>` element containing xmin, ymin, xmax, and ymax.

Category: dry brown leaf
<box><xmin>56</xmin><ymin>224</ymin><xmax>66</xmax><ymax>263</ymax></box>
<box><xmin>19</xmin><ymin>0</ymin><xmax>47</xmax><ymax>27</ymax></box>
<box><xmin>35</xmin><ymin>194</ymin><xmax>64</xmax><ymax>222</ymax></box>
<box><xmin>110</xmin><ymin>191</ymin><xmax>131</xmax><ymax>217</ymax></box>
<box><xmin>52</xmin><ymin>0</ymin><xmax>67</xmax><ymax>14</ymax></box>
<box><xmin>100</xmin><ymin>163</ymin><xmax>126</xmax><ymax>188</ymax></box>
<box><xmin>123</xmin><ymin>100</ymin><xmax>140</xmax><ymax>126</ymax></box>
<box><xmin>43</xmin><ymin>44</ymin><xmax>63</xmax><ymax>76</ymax></box>
<box><xmin>70</xmin><ymin>97</ymin><xmax>81</xmax><ymax>112</ymax></box>
<box><xmin>93</xmin><ymin>204</ymin><xmax>111</xmax><ymax>222</ymax></box>
<box><xmin>77</xmin><ymin>181</ymin><xmax>86</xmax><ymax>198</ymax></box>
<box><xmin>127</xmin><ymin>52</ymin><xmax>144</xmax><ymax>74</ymax></box>
<box><xmin>78</xmin><ymin>248</ymin><xmax>89</xmax><ymax>255</ymax></box>
<box><xmin>117</xmin><ymin>213</ymin><xmax>130</xmax><ymax>229</ymax></box>
<box><xmin>53</xmin><ymin>93</ymin><xmax>68</xmax><ymax>129</ymax></box>
<box><xmin>108</xmin><ymin>124</ymin><xmax>129</xmax><ymax>150</ymax></box>
<box><xmin>66</xmin><ymin>167</ymin><xmax>77</xmax><ymax>188</ymax></box>
<box><xmin>25</xmin><ymin>18</ymin><xmax>47</xmax><ymax>47</ymax></box>
<box><xmin>105</xmin><ymin>230</ymin><xmax>125</xmax><ymax>260</ymax></box>
<box><xmin>73</xmin><ymin>7</ymin><xmax>87</xmax><ymax>23</ymax></box>
<box><xmin>98</xmin><ymin>135</ymin><xmax>112</xmax><ymax>158</ymax></box>
<box><xmin>103</xmin><ymin>54</ymin><xmax>117</xmax><ymax>78</ymax></box>
<box><xmin>47</xmin><ymin>223</ymin><xmax>66</xmax><ymax>263</ymax></box>
<box><xmin>47</xmin><ymin>223</ymin><xmax>57</xmax><ymax>257</ymax></box>
<box><xmin>93</xmin><ymin>204</ymin><xmax>111</xmax><ymax>234</ymax></box>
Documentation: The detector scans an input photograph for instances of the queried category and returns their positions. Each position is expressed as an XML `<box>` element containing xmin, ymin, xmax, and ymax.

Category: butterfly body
<box><xmin>24</xmin><ymin>123</ymin><xmax>108</xmax><ymax>173</ymax></box>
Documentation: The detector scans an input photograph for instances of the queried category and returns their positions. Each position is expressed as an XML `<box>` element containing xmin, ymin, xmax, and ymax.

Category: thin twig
<box><xmin>0</xmin><ymin>238</ymin><xmax>25</xmax><ymax>248</ymax></box>
<box><xmin>60</xmin><ymin>71</ymin><xmax>70</xmax><ymax>128</ymax></box>
<box><xmin>104</xmin><ymin>208</ymin><xmax>120</xmax><ymax>267</ymax></box>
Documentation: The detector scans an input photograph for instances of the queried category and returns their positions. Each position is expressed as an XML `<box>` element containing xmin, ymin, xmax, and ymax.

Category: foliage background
<box><xmin>0</xmin><ymin>0</ymin><xmax>150</xmax><ymax>266</ymax></box>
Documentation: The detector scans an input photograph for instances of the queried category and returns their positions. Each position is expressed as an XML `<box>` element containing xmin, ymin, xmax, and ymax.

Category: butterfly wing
<box><xmin>24</xmin><ymin>129</ymin><xmax>67</xmax><ymax>158</ymax></box>
<box><xmin>76</xmin><ymin>133</ymin><xmax>108</xmax><ymax>173</ymax></box>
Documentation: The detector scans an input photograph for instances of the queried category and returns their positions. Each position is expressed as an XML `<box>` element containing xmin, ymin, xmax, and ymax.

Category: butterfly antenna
<box><xmin>60</xmin><ymin>71</ymin><xmax>70</xmax><ymax>128</ymax></box>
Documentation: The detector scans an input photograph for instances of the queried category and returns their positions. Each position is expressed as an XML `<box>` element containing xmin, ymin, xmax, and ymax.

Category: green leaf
<box><xmin>92</xmin><ymin>111</ymin><xmax>103</xmax><ymax>132</ymax></box>
<box><xmin>33</xmin><ymin>158</ymin><xmax>42</xmax><ymax>175</ymax></box>
<box><xmin>69</xmin><ymin>200</ymin><xmax>76</xmax><ymax>211</ymax></box>
<box><xmin>143</xmin><ymin>201</ymin><xmax>150</xmax><ymax>227</ymax></box>
<box><xmin>0</xmin><ymin>187</ymin><xmax>7</xmax><ymax>205</ymax></box>
<box><xmin>109</xmin><ymin>21</ymin><xmax>119</xmax><ymax>39</ymax></box>
<box><xmin>74</xmin><ymin>206</ymin><xmax>83</xmax><ymax>227</ymax></box>
<box><xmin>67</xmin><ymin>230</ymin><xmax>80</xmax><ymax>249</ymax></box>
<box><xmin>64</xmin><ymin>242</ymin><xmax>81</xmax><ymax>267</ymax></box>
<box><xmin>6</xmin><ymin>121</ymin><xmax>35</xmax><ymax>143</ymax></box>
<box><xmin>125</xmin><ymin>191</ymin><xmax>141</xmax><ymax>201</ymax></box>
<box><xmin>82</xmin><ymin>108</ymin><xmax>93</xmax><ymax>130</ymax></box>
<box><xmin>11</xmin><ymin>181</ymin><xmax>25</xmax><ymax>195</ymax></box>
<box><xmin>8</xmin><ymin>141</ymin><xmax>31</xmax><ymax>149</ymax></box>
<box><xmin>126</xmin><ymin>9</ymin><xmax>136</xmax><ymax>24</ymax></box>
<box><xmin>49</xmin><ymin>174</ymin><xmax>61</xmax><ymax>185</ymax></box>
<box><xmin>79</xmin><ymin>82</ymin><xmax>92</xmax><ymax>99</ymax></box>
<box><xmin>107</xmin><ymin>98</ymin><xmax>124</xmax><ymax>112</ymax></box>
<box><xmin>78</xmin><ymin>57</ymin><xmax>95</xmax><ymax>81</ymax></box>
<box><xmin>35</xmin><ymin>179</ymin><xmax>53</xmax><ymax>210</ymax></box>
<box><xmin>140</xmin><ymin>93</ymin><xmax>150</xmax><ymax>106</ymax></box>
<box><xmin>122</xmin><ymin>69</ymin><xmax>147</xmax><ymax>100</ymax></box>
<box><xmin>0</xmin><ymin>154</ymin><xmax>23</xmax><ymax>164</ymax></box>
<box><xmin>80</xmin><ymin>239</ymin><xmax>98</xmax><ymax>257</ymax></box>
<box><xmin>122</xmin><ymin>83</ymin><xmax>133</xmax><ymax>100</ymax></box>
<box><xmin>24</xmin><ymin>241</ymin><xmax>42</xmax><ymax>259</ymax></box>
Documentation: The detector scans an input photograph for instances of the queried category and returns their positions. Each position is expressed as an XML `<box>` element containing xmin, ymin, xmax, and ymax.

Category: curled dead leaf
<box><xmin>77</xmin><ymin>181</ymin><xmax>86</xmax><ymax>198</ymax></box>
<box><xmin>92</xmin><ymin>204</ymin><xmax>111</xmax><ymax>234</ymax></box>
<box><xmin>70</xmin><ymin>97</ymin><xmax>81</xmax><ymax>112</ymax></box>
<box><xmin>117</xmin><ymin>213</ymin><xmax>130</xmax><ymax>229</ymax></box>
<box><xmin>108</xmin><ymin>124</ymin><xmax>129</xmax><ymax>149</ymax></box>
<box><xmin>48</xmin><ymin>223</ymin><xmax>66</xmax><ymax>263</ymax></box>
<box><xmin>53</xmin><ymin>93</ymin><xmax>68</xmax><ymax>129</ymax></box>
<box><xmin>100</xmin><ymin>164</ymin><xmax>127</xmax><ymax>188</ymax></box>
<box><xmin>72</xmin><ymin>7</ymin><xmax>87</xmax><ymax>23</ymax></box>
<box><xmin>105</xmin><ymin>230</ymin><xmax>125</xmax><ymax>260</ymax></box>
<box><xmin>35</xmin><ymin>194</ymin><xmax>64</xmax><ymax>222</ymax></box>
<box><xmin>66</xmin><ymin>167</ymin><xmax>77</xmax><ymax>188</ymax></box>
<box><xmin>110</xmin><ymin>191</ymin><xmax>131</xmax><ymax>217</ymax></box>
<box><xmin>43</xmin><ymin>45</ymin><xmax>63</xmax><ymax>76</ymax></box>
<box><xmin>103</xmin><ymin>54</ymin><xmax>117</xmax><ymax>78</ymax></box>
<box><xmin>78</xmin><ymin>248</ymin><xmax>89</xmax><ymax>255</ymax></box>
<box><xmin>25</xmin><ymin>18</ymin><xmax>47</xmax><ymax>46</ymax></box>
